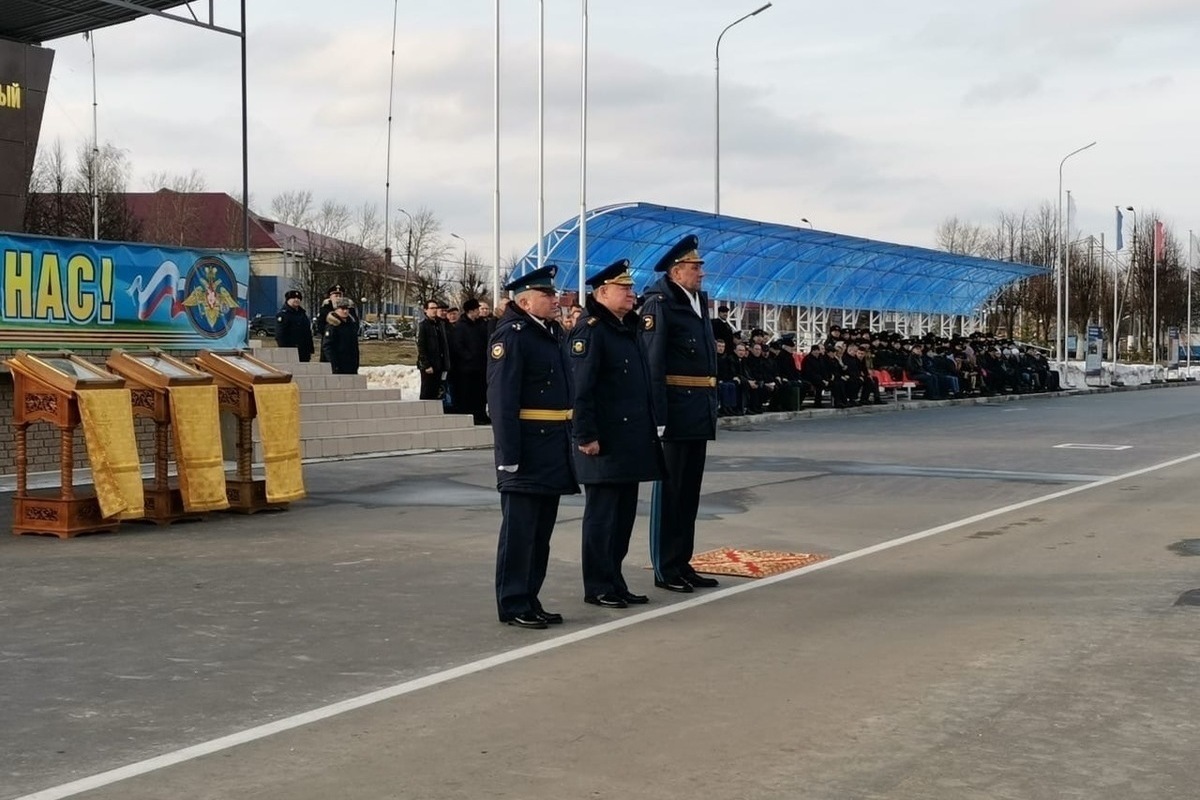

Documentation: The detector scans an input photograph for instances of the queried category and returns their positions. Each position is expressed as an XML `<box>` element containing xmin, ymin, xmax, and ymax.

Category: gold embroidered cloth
<box><xmin>168</xmin><ymin>385</ymin><xmax>229</xmax><ymax>512</ymax></box>
<box><xmin>253</xmin><ymin>382</ymin><xmax>306</xmax><ymax>503</ymax></box>
<box><xmin>77</xmin><ymin>389</ymin><xmax>145</xmax><ymax>520</ymax></box>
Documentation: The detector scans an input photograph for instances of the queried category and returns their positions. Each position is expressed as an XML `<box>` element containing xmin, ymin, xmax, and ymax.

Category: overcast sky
<box><xmin>36</xmin><ymin>0</ymin><xmax>1200</xmax><ymax>262</ymax></box>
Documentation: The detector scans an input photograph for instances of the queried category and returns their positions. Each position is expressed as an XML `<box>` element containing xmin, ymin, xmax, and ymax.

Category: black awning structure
<box><xmin>1</xmin><ymin>1</ymin><xmax>195</xmax><ymax>44</ymax></box>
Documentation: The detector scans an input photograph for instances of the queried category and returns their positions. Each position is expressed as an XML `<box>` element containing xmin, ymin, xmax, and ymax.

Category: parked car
<box><xmin>360</xmin><ymin>323</ymin><xmax>401</xmax><ymax>340</ymax></box>
<box><xmin>248</xmin><ymin>313</ymin><xmax>278</xmax><ymax>338</ymax></box>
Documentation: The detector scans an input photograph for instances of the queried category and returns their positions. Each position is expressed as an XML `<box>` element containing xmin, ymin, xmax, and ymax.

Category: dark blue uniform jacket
<box><xmin>639</xmin><ymin>275</ymin><xmax>719</xmax><ymax>442</ymax></box>
<box><xmin>568</xmin><ymin>297</ymin><xmax>664</xmax><ymax>485</ymax></box>
<box><xmin>486</xmin><ymin>304</ymin><xmax>580</xmax><ymax>496</ymax></box>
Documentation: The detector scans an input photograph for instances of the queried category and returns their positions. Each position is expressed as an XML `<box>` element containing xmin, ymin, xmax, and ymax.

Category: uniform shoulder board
<box><xmin>512</xmin><ymin>322</ymin><xmax>524</xmax><ymax>331</ymax></box>
<box><xmin>587</xmin><ymin>317</ymin><xmax>598</xmax><ymax>327</ymax></box>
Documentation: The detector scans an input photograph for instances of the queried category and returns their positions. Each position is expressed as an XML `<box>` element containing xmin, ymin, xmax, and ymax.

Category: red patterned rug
<box><xmin>686</xmin><ymin>548</ymin><xmax>827</xmax><ymax>579</ymax></box>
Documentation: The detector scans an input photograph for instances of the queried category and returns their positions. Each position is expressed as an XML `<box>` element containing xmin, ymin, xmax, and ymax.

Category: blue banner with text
<box><xmin>0</xmin><ymin>232</ymin><xmax>249</xmax><ymax>350</ymax></box>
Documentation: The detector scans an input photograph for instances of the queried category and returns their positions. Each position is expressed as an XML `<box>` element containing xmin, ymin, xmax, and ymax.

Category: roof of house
<box><xmin>123</xmin><ymin>191</ymin><xmax>380</xmax><ymax>266</ymax></box>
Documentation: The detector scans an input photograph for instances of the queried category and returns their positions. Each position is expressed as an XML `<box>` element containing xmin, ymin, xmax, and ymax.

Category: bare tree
<box><xmin>454</xmin><ymin>252</ymin><xmax>490</xmax><ymax>303</ymax></box>
<box><xmin>139</xmin><ymin>169</ymin><xmax>210</xmax><ymax>246</ymax></box>
<box><xmin>394</xmin><ymin>207</ymin><xmax>451</xmax><ymax>313</ymax></box>
<box><xmin>24</xmin><ymin>138</ymin><xmax>141</xmax><ymax>241</ymax></box>
<box><xmin>935</xmin><ymin>216</ymin><xmax>988</xmax><ymax>256</ymax></box>
<box><xmin>269</xmin><ymin>190</ymin><xmax>314</xmax><ymax>226</ymax></box>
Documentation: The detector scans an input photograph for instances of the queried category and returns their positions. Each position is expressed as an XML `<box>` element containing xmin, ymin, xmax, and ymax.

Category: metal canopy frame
<box><xmin>1</xmin><ymin>0</ymin><xmax>250</xmax><ymax>251</ymax></box>
<box><xmin>517</xmin><ymin>202</ymin><xmax>1046</xmax><ymax>318</ymax></box>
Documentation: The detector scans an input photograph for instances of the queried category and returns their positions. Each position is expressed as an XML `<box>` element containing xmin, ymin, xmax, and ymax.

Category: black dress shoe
<box><xmin>503</xmin><ymin>613</ymin><xmax>548</xmax><ymax>629</ymax></box>
<box><xmin>535</xmin><ymin>609</ymin><xmax>564</xmax><ymax>625</ymax></box>
<box><xmin>684</xmin><ymin>573</ymin><xmax>720</xmax><ymax>588</ymax></box>
<box><xmin>654</xmin><ymin>577</ymin><xmax>694</xmax><ymax>593</ymax></box>
<box><xmin>584</xmin><ymin>593</ymin><xmax>628</xmax><ymax>608</ymax></box>
<box><xmin>619</xmin><ymin>591</ymin><xmax>650</xmax><ymax>605</ymax></box>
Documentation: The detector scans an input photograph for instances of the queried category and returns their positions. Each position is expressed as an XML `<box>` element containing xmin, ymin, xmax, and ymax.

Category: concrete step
<box><xmin>292</xmin><ymin>373</ymin><xmax>368</xmax><ymax>391</ymax></box>
<box><xmin>269</xmin><ymin>361</ymin><xmax>335</xmax><ymax>377</ymax></box>
<box><xmin>297</xmin><ymin>388</ymin><xmax>405</xmax><ymax>404</ymax></box>
<box><xmin>300</xmin><ymin>400</ymin><xmax>444</xmax><ymax>422</ymax></box>
<box><xmin>254</xmin><ymin>425</ymin><xmax>494</xmax><ymax>461</ymax></box>
<box><xmin>296</xmin><ymin>414</ymin><xmax>478</xmax><ymax>439</ymax></box>
<box><xmin>245</xmin><ymin>343</ymin><xmax>304</xmax><ymax>364</ymax></box>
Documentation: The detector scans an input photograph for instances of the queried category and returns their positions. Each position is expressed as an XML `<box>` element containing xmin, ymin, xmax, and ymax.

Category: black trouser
<box><xmin>495</xmin><ymin>492</ymin><xmax>560</xmax><ymax>620</ymax></box>
<box><xmin>860</xmin><ymin>374</ymin><xmax>881</xmax><ymax>403</ymax></box>
<box><xmin>419</xmin><ymin>369</ymin><xmax>443</xmax><ymax>400</ymax></box>
<box><xmin>453</xmin><ymin>371</ymin><xmax>487</xmax><ymax>423</ymax></box>
<box><xmin>581</xmin><ymin>482</ymin><xmax>640</xmax><ymax>597</ymax></box>
<box><xmin>650</xmin><ymin>440</ymin><xmax>708</xmax><ymax>581</ymax></box>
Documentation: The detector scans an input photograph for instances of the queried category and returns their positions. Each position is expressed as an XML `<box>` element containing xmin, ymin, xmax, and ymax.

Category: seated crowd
<box><xmin>713</xmin><ymin>317</ymin><xmax>1061</xmax><ymax>417</ymax></box>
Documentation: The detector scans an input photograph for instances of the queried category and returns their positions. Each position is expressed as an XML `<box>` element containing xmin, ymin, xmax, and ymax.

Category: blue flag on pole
<box><xmin>1116</xmin><ymin>207</ymin><xmax>1124</xmax><ymax>251</ymax></box>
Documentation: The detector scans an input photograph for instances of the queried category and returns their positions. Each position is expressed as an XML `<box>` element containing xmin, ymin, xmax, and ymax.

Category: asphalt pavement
<box><xmin>4</xmin><ymin>386</ymin><xmax>1200</xmax><ymax>799</ymax></box>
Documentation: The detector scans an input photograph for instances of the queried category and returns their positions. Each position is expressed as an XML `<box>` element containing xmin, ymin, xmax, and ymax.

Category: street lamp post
<box><xmin>451</xmin><ymin>233</ymin><xmax>469</xmax><ymax>303</ymax></box>
<box><xmin>398</xmin><ymin>207</ymin><xmax>415</xmax><ymax>317</ymax></box>
<box><xmin>800</xmin><ymin>218</ymin><xmax>813</xmax><ymax>229</ymax></box>
<box><xmin>715</xmin><ymin>3</ymin><xmax>772</xmax><ymax>216</ymax></box>
<box><xmin>1056</xmin><ymin>140</ymin><xmax>1096</xmax><ymax>374</ymax></box>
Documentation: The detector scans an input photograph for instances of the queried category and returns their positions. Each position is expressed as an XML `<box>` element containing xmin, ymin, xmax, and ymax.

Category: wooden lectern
<box><xmin>192</xmin><ymin>350</ymin><xmax>291</xmax><ymax>514</ymax></box>
<box><xmin>105</xmin><ymin>349</ymin><xmax>214</xmax><ymax>524</ymax></box>
<box><xmin>5</xmin><ymin>351</ymin><xmax>126</xmax><ymax>538</ymax></box>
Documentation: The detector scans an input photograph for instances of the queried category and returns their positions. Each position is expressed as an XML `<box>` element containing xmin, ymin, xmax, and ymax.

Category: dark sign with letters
<box><xmin>0</xmin><ymin>39</ymin><xmax>54</xmax><ymax>233</ymax></box>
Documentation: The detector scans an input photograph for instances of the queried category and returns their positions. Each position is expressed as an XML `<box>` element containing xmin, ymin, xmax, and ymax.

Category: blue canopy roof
<box><xmin>516</xmin><ymin>203</ymin><xmax>1045</xmax><ymax>315</ymax></box>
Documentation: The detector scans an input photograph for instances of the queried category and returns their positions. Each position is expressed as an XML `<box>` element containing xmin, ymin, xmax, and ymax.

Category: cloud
<box><xmin>964</xmin><ymin>73</ymin><xmax>1044</xmax><ymax>106</ymax></box>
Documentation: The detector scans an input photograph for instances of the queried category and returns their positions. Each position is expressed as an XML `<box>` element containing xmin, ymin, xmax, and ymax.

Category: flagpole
<box><xmin>493</xmin><ymin>0</ymin><xmax>500</xmax><ymax>304</ymax></box>
<box><xmin>1152</xmin><ymin>219</ymin><xmax>1159</xmax><ymax>373</ymax></box>
<box><xmin>1189</xmin><ymin>228</ymin><xmax>1194</xmax><ymax>373</ymax></box>
<box><xmin>1108</xmin><ymin>231</ymin><xmax>1119</xmax><ymax>373</ymax></box>
<box><xmin>536</xmin><ymin>0</ymin><xmax>545</xmax><ymax>272</ymax></box>
<box><xmin>89</xmin><ymin>31</ymin><xmax>99</xmax><ymax>240</ymax></box>
<box><xmin>1113</xmin><ymin>207</ymin><xmax>1121</xmax><ymax>372</ymax></box>
<box><xmin>578</xmin><ymin>0</ymin><xmax>588</xmax><ymax>299</ymax></box>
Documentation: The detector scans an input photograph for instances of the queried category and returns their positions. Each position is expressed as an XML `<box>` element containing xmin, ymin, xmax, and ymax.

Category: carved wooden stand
<box><xmin>218</xmin><ymin>386</ymin><xmax>277</xmax><ymax>514</ymax></box>
<box><xmin>193</xmin><ymin>350</ymin><xmax>294</xmax><ymax>515</ymax></box>
<box><xmin>129</xmin><ymin>387</ymin><xmax>203</xmax><ymax>525</ymax></box>
<box><xmin>9</xmin><ymin>370</ymin><xmax>119</xmax><ymax>538</ymax></box>
<box><xmin>105</xmin><ymin>349</ymin><xmax>222</xmax><ymax>524</ymax></box>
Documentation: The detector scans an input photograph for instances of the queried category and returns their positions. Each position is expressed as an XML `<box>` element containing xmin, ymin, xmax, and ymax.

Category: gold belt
<box><xmin>666</xmin><ymin>375</ymin><xmax>717</xmax><ymax>388</ymax></box>
<box><xmin>519</xmin><ymin>408</ymin><xmax>574</xmax><ymax>422</ymax></box>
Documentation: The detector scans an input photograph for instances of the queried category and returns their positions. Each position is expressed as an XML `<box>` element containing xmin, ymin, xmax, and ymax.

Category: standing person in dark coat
<box><xmin>450</xmin><ymin>298</ymin><xmax>489</xmax><ymax>423</ymax></box>
<box><xmin>488</xmin><ymin>266</ymin><xmax>580</xmax><ymax>629</ymax></box>
<box><xmin>416</xmin><ymin>298</ymin><xmax>450</xmax><ymax>400</ymax></box>
<box><xmin>315</xmin><ymin>284</ymin><xmax>354</xmax><ymax>361</ymax></box>
<box><xmin>569</xmin><ymin>260</ymin><xmax>663</xmax><ymax>609</ymax></box>
<box><xmin>711</xmin><ymin>305</ymin><xmax>737</xmax><ymax>352</ymax></box>
<box><xmin>640</xmin><ymin>235</ymin><xmax>720</xmax><ymax>594</ymax></box>
<box><xmin>321</xmin><ymin>297</ymin><xmax>360</xmax><ymax>374</ymax></box>
<box><xmin>274</xmin><ymin>290</ymin><xmax>314</xmax><ymax>362</ymax></box>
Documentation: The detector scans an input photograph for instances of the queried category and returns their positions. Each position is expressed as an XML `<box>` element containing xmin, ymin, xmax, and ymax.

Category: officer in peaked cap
<box><xmin>487</xmin><ymin>264</ymin><xmax>580</xmax><ymax>629</ymax></box>
<box><xmin>274</xmin><ymin>289</ymin><xmax>314</xmax><ymax>362</ymax></box>
<box><xmin>315</xmin><ymin>284</ymin><xmax>352</xmax><ymax>356</ymax></box>
<box><xmin>640</xmin><ymin>235</ymin><xmax>720</xmax><ymax>593</ymax></box>
<box><xmin>569</xmin><ymin>259</ymin><xmax>664</xmax><ymax>610</ymax></box>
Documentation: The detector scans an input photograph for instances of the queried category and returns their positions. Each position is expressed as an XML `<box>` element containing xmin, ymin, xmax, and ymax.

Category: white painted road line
<box><xmin>1053</xmin><ymin>443</ymin><xmax>1133</xmax><ymax>450</ymax></box>
<box><xmin>16</xmin><ymin>449</ymin><xmax>1200</xmax><ymax>800</ymax></box>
